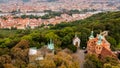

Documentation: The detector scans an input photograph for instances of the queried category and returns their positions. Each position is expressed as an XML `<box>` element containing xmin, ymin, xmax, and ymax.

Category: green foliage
<box><xmin>21</xmin><ymin>15</ymin><xmax>40</xmax><ymax>19</ymax></box>
<box><xmin>104</xmin><ymin>63</ymin><xmax>120</xmax><ymax>68</ymax></box>
<box><xmin>84</xmin><ymin>54</ymin><xmax>103</xmax><ymax>68</ymax></box>
<box><xmin>104</xmin><ymin>63</ymin><xmax>112</xmax><ymax>68</ymax></box>
<box><xmin>107</xmin><ymin>36</ymin><xmax>117</xmax><ymax>50</ymax></box>
<box><xmin>69</xmin><ymin>9</ymin><xmax>80</xmax><ymax>14</ymax></box>
<box><xmin>103</xmin><ymin>56</ymin><xmax>119</xmax><ymax>66</ymax></box>
<box><xmin>20</xmin><ymin>11</ymin><xmax>62</xmax><ymax>19</ymax></box>
<box><xmin>0</xmin><ymin>48</ymin><xmax>10</xmax><ymax>56</ymax></box>
<box><xmin>67</xmin><ymin>45</ymin><xmax>77</xmax><ymax>53</ymax></box>
<box><xmin>45</xmin><ymin>32</ymin><xmax>59</xmax><ymax>41</ymax></box>
<box><xmin>21</xmin><ymin>35</ymin><xmax>32</xmax><ymax>41</ymax></box>
<box><xmin>0</xmin><ymin>11</ymin><xmax>120</xmax><ymax>68</ymax></box>
<box><xmin>0</xmin><ymin>11</ymin><xmax>120</xmax><ymax>50</ymax></box>
<box><xmin>116</xmin><ymin>43</ymin><xmax>120</xmax><ymax>50</ymax></box>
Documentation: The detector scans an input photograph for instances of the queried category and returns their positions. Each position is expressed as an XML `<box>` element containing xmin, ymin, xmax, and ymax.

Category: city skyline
<box><xmin>0</xmin><ymin>0</ymin><xmax>120</xmax><ymax>12</ymax></box>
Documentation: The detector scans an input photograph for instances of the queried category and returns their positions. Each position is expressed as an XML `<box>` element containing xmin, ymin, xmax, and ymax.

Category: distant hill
<box><xmin>0</xmin><ymin>0</ymin><xmax>120</xmax><ymax>3</ymax></box>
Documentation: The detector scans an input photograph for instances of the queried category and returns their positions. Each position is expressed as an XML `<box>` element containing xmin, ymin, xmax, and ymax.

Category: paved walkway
<box><xmin>73</xmin><ymin>49</ymin><xmax>85</xmax><ymax>68</ymax></box>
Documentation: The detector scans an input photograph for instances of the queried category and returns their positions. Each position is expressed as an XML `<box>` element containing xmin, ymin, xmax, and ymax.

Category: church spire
<box><xmin>96</xmin><ymin>34</ymin><xmax>103</xmax><ymax>45</ymax></box>
<box><xmin>89</xmin><ymin>31</ymin><xmax>94</xmax><ymax>39</ymax></box>
<box><xmin>47</xmin><ymin>39</ymin><xmax>54</xmax><ymax>50</ymax></box>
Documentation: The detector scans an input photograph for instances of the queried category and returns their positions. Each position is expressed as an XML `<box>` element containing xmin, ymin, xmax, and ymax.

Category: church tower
<box><xmin>89</xmin><ymin>31</ymin><xmax>94</xmax><ymax>39</ymax></box>
<box><xmin>47</xmin><ymin>39</ymin><xmax>54</xmax><ymax>54</ymax></box>
<box><xmin>87</xmin><ymin>31</ymin><xmax>96</xmax><ymax>54</ymax></box>
<box><xmin>95</xmin><ymin>34</ymin><xmax>103</xmax><ymax>55</ymax></box>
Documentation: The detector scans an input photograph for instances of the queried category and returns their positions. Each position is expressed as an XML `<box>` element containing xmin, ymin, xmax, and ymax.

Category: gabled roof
<box><xmin>100</xmin><ymin>47</ymin><xmax>117</xmax><ymax>58</ymax></box>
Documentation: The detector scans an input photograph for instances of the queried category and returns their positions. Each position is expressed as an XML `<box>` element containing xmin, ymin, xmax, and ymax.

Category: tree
<box><xmin>3</xmin><ymin>63</ymin><xmax>16</xmax><ymax>68</ymax></box>
<box><xmin>106</xmin><ymin>36</ymin><xmax>117</xmax><ymax>50</ymax></box>
<box><xmin>1</xmin><ymin>38</ymin><xmax>12</xmax><ymax>48</ymax></box>
<box><xmin>11</xmin><ymin>40</ymin><xmax>29</xmax><ymax>65</ymax></box>
<box><xmin>103</xmin><ymin>57</ymin><xmax>119</xmax><ymax>66</ymax></box>
<box><xmin>104</xmin><ymin>63</ymin><xmax>112</xmax><ymax>68</ymax></box>
<box><xmin>67</xmin><ymin>45</ymin><xmax>77</xmax><ymax>53</ymax></box>
<box><xmin>58</xmin><ymin>64</ymin><xmax>66</xmax><ymax>68</ymax></box>
<box><xmin>0</xmin><ymin>48</ymin><xmax>10</xmax><ymax>56</ymax></box>
<box><xmin>45</xmin><ymin>32</ymin><xmax>59</xmax><ymax>40</ymax></box>
<box><xmin>27</xmin><ymin>63</ymin><xmax>37</xmax><ymax>68</ymax></box>
<box><xmin>84</xmin><ymin>54</ymin><xmax>103</xmax><ymax>68</ymax></box>
<box><xmin>12</xmin><ymin>59</ymin><xmax>26</xmax><ymax>68</ymax></box>
<box><xmin>21</xmin><ymin>15</ymin><xmax>27</xmax><ymax>19</ymax></box>
<box><xmin>21</xmin><ymin>35</ymin><xmax>32</xmax><ymax>42</ymax></box>
<box><xmin>45</xmin><ymin>31</ymin><xmax>61</xmax><ymax>47</ymax></box>
<box><xmin>0</xmin><ymin>55</ymin><xmax>11</xmax><ymax>64</ymax></box>
<box><xmin>13</xmin><ymin>40</ymin><xmax>29</xmax><ymax>49</ymax></box>
<box><xmin>39</xmin><ymin>59</ymin><xmax>56</xmax><ymax>68</ymax></box>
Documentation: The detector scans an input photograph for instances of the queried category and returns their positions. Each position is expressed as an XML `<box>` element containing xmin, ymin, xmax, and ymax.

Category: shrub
<box><xmin>67</xmin><ymin>45</ymin><xmax>77</xmax><ymax>53</ymax></box>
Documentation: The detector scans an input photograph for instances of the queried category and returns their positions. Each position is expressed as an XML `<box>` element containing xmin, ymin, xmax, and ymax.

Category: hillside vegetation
<box><xmin>0</xmin><ymin>11</ymin><xmax>120</xmax><ymax>68</ymax></box>
<box><xmin>0</xmin><ymin>11</ymin><xmax>120</xmax><ymax>49</ymax></box>
<box><xmin>52</xmin><ymin>11</ymin><xmax>120</xmax><ymax>50</ymax></box>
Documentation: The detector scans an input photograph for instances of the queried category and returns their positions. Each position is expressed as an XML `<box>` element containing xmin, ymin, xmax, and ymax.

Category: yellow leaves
<box><xmin>54</xmin><ymin>51</ymin><xmax>80</xmax><ymax>68</ymax></box>
<box><xmin>103</xmin><ymin>63</ymin><xmax>120</xmax><ymax>68</ymax></box>
<box><xmin>0</xmin><ymin>55</ymin><xmax>11</xmax><ymax>64</ymax></box>
<box><xmin>14</xmin><ymin>40</ymin><xmax>29</xmax><ymax>49</ymax></box>
<box><xmin>57</xmin><ymin>52</ymin><xmax>72</xmax><ymax>60</ymax></box>
<box><xmin>28</xmin><ymin>51</ymin><xmax>80</xmax><ymax>68</ymax></box>
<box><xmin>39</xmin><ymin>59</ymin><xmax>56</xmax><ymax>68</ymax></box>
<box><xmin>58</xmin><ymin>63</ymin><xmax>66</xmax><ymax>68</ymax></box>
<box><xmin>3</xmin><ymin>63</ymin><xmax>16</xmax><ymax>68</ymax></box>
<box><xmin>54</xmin><ymin>55</ymin><xmax>63</xmax><ymax>66</ymax></box>
<box><xmin>27</xmin><ymin>63</ymin><xmax>37</xmax><ymax>68</ymax></box>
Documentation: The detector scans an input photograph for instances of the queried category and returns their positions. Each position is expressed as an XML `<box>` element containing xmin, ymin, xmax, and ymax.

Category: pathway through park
<box><xmin>73</xmin><ymin>49</ymin><xmax>85</xmax><ymax>68</ymax></box>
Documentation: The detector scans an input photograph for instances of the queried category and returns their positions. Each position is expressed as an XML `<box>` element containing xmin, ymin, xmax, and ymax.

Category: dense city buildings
<box><xmin>0</xmin><ymin>0</ymin><xmax>120</xmax><ymax>67</ymax></box>
<box><xmin>0</xmin><ymin>12</ymin><xmax>93</xmax><ymax>29</ymax></box>
<box><xmin>0</xmin><ymin>0</ymin><xmax>120</xmax><ymax>29</ymax></box>
<box><xmin>0</xmin><ymin>0</ymin><xmax>120</xmax><ymax>12</ymax></box>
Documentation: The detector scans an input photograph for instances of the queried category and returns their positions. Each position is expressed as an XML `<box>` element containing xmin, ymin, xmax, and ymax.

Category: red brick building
<box><xmin>87</xmin><ymin>31</ymin><xmax>117</xmax><ymax>59</ymax></box>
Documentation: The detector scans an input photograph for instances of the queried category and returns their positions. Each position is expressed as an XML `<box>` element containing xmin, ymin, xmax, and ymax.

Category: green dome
<box><xmin>89</xmin><ymin>31</ymin><xmax>94</xmax><ymax>39</ymax></box>
<box><xmin>97</xmin><ymin>34</ymin><xmax>103</xmax><ymax>45</ymax></box>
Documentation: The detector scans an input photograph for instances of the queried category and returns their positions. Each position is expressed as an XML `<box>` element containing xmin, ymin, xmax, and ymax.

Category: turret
<box><xmin>96</xmin><ymin>34</ymin><xmax>103</xmax><ymax>45</ymax></box>
<box><xmin>89</xmin><ymin>31</ymin><xmax>94</xmax><ymax>39</ymax></box>
<box><xmin>95</xmin><ymin>34</ymin><xmax>103</xmax><ymax>55</ymax></box>
<box><xmin>47</xmin><ymin>39</ymin><xmax>54</xmax><ymax>50</ymax></box>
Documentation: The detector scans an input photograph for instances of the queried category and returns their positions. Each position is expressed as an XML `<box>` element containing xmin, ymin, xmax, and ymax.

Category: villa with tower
<box><xmin>29</xmin><ymin>39</ymin><xmax>54</xmax><ymax>63</ymax></box>
<box><xmin>87</xmin><ymin>31</ymin><xmax>117</xmax><ymax>59</ymax></box>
